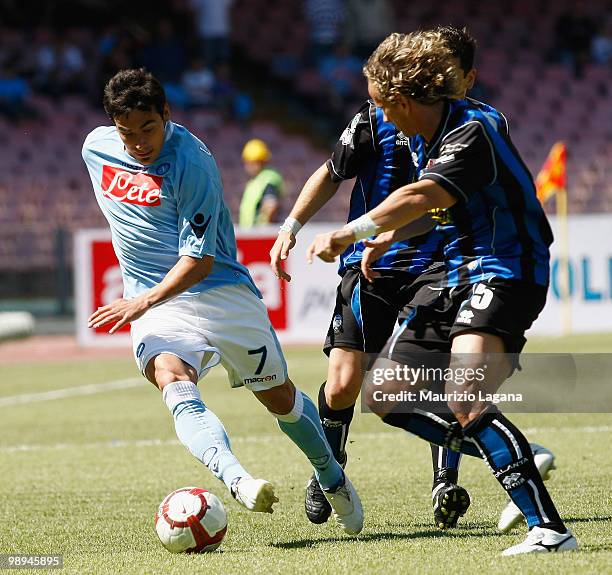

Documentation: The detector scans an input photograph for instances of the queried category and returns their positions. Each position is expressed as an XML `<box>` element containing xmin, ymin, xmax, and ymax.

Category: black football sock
<box><xmin>430</xmin><ymin>444</ymin><xmax>462</xmax><ymax>486</ymax></box>
<box><xmin>381</xmin><ymin>409</ymin><xmax>482</xmax><ymax>458</ymax></box>
<box><xmin>318</xmin><ymin>382</ymin><xmax>354</xmax><ymax>463</ymax></box>
<box><xmin>463</xmin><ymin>408</ymin><xmax>566</xmax><ymax>533</ymax></box>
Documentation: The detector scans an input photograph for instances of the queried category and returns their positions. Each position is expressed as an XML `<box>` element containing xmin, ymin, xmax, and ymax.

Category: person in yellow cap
<box><xmin>239</xmin><ymin>139</ymin><xmax>284</xmax><ymax>227</ymax></box>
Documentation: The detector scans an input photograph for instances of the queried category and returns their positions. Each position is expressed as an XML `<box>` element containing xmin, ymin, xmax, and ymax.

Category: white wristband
<box><xmin>279</xmin><ymin>217</ymin><xmax>302</xmax><ymax>236</ymax></box>
<box><xmin>347</xmin><ymin>214</ymin><xmax>379</xmax><ymax>241</ymax></box>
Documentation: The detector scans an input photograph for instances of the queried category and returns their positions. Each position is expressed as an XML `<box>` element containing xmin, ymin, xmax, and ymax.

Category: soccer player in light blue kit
<box><xmin>82</xmin><ymin>68</ymin><xmax>363</xmax><ymax>534</ymax></box>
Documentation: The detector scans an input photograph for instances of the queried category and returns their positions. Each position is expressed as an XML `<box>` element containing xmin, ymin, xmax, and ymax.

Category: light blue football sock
<box><xmin>273</xmin><ymin>389</ymin><xmax>343</xmax><ymax>490</ymax></box>
<box><xmin>163</xmin><ymin>381</ymin><xmax>251</xmax><ymax>490</ymax></box>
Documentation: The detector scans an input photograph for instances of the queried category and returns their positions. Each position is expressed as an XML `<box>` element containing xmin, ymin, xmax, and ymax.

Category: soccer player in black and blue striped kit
<box><xmin>308</xmin><ymin>30</ymin><xmax>577</xmax><ymax>556</ymax></box>
<box><xmin>270</xmin><ymin>27</ymin><xmax>480</xmax><ymax>530</ymax></box>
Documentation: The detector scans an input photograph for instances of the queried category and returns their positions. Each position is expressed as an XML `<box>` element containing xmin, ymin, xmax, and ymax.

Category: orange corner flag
<box><xmin>536</xmin><ymin>141</ymin><xmax>566</xmax><ymax>204</ymax></box>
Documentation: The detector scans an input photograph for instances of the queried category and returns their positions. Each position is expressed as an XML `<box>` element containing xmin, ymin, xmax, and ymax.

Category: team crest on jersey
<box><xmin>411</xmin><ymin>151</ymin><xmax>419</xmax><ymax>168</ymax></box>
<box><xmin>340</xmin><ymin>113</ymin><xmax>361</xmax><ymax>146</ymax></box>
<box><xmin>101</xmin><ymin>165</ymin><xmax>163</xmax><ymax>206</ymax></box>
<box><xmin>156</xmin><ymin>162</ymin><xmax>170</xmax><ymax>175</ymax></box>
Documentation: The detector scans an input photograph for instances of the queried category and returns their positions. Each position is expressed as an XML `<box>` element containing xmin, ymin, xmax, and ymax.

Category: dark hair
<box><xmin>103</xmin><ymin>68</ymin><xmax>166</xmax><ymax>120</ymax></box>
<box><xmin>437</xmin><ymin>26</ymin><xmax>477</xmax><ymax>73</ymax></box>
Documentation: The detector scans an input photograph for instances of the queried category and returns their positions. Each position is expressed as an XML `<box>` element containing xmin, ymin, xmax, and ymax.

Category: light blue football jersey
<box><xmin>82</xmin><ymin>121</ymin><xmax>260</xmax><ymax>299</ymax></box>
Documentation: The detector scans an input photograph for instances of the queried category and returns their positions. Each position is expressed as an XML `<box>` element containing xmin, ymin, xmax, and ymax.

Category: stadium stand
<box><xmin>0</xmin><ymin>0</ymin><xmax>610</xmax><ymax>287</ymax></box>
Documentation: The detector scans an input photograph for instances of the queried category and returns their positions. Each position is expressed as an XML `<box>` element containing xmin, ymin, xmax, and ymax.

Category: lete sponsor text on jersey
<box><xmin>101</xmin><ymin>165</ymin><xmax>163</xmax><ymax>206</ymax></box>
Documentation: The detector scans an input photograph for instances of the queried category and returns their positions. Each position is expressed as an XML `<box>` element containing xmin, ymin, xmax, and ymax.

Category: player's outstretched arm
<box><xmin>88</xmin><ymin>255</ymin><xmax>214</xmax><ymax>333</ymax></box>
<box><xmin>364</xmin><ymin>179</ymin><xmax>455</xmax><ymax>234</ymax></box>
<box><xmin>270</xmin><ymin>163</ymin><xmax>340</xmax><ymax>282</ymax></box>
<box><xmin>307</xmin><ymin>179</ymin><xmax>455</xmax><ymax>262</ymax></box>
<box><xmin>360</xmin><ymin>213</ymin><xmax>437</xmax><ymax>281</ymax></box>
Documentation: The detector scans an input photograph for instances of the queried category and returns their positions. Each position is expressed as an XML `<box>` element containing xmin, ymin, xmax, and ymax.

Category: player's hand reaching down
<box><xmin>88</xmin><ymin>296</ymin><xmax>150</xmax><ymax>334</ymax></box>
<box><xmin>361</xmin><ymin>231</ymin><xmax>395</xmax><ymax>283</ymax></box>
<box><xmin>269</xmin><ymin>231</ymin><xmax>295</xmax><ymax>282</ymax></box>
<box><xmin>306</xmin><ymin>228</ymin><xmax>355</xmax><ymax>263</ymax></box>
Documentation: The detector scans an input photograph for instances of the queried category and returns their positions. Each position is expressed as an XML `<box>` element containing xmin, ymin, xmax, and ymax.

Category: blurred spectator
<box><xmin>304</xmin><ymin>0</ymin><xmax>346</xmax><ymax>64</ymax></box>
<box><xmin>239</xmin><ymin>139</ymin><xmax>284</xmax><ymax>228</ymax></box>
<box><xmin>189</xmin><ymin>0</ymin><xmax>234</xmax><ymax>66</ymax></box>
<box><xmin>319</xmin><ymin>44</ymin><xmax>364</xmax><ymax>114</ymax></box>
<box><xmin>98</xmin><ymin>25</ymin><xmax>120</xmax><ymax>58</ymax></box>
<box><xmin>0</xmin><ymin>27</ymin><xmax>27</xmax><ymax>75</ymax></box>
<box><xmin>29</xmin><ymin>28</ymin><xmax>57</xmax><ymax>96</ymax></box>
<box><xmin>213</xmin><ymin>64</ymin><xmax>253</xmax><ymax>123</ymax></box>
<box><xmin>591</xmin><ymin>17</ymin><xmax>612</xmax><ymax>65</ymax></box>
<box><xmin>345</xmin><ymin>0</ymin><xmax>394</xmax><ymax>60</ymax></box>
<box><xmin>96</xmin><ymin>36</ymin><xmax>135</xmax><ymax>100</ymax></box>
<box><xmin>552</xmin><ymin>1</ymin><xmax>596</xmax><ymax>78</ymax></box>
<box><xmin>138</xmin><ymin>21</ymin><xmax>187</xmax><ymax>84</ymax></box>
<box><xmin>55</xmin><ymin>34</ymin><xmax>87</xmax><ymax>94</ymax></box>
<box><xmin>25</xmin><ymin>28</ymin><xmax>87</xmax><ymax>98</ymax></box>
<box><xmin>182</xmin><ymin>58</ymin><xmax>216</xmax><ymax>108</ymax></box>
<box><xmin>0</xmin><ymin>68</ymin><xmax>34</xmax><ymax>122</ymax></box>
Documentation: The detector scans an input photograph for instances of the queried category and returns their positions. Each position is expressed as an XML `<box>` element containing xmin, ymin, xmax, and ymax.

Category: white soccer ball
<box><xmin>155</xmin><ymin>487</ymin><xmax>228</xmax><ymax>553</ymax></box>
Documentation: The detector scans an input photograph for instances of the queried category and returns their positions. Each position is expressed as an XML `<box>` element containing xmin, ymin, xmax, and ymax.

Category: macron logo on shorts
<box><xmin>244</xmin><ymin>374</ymin><xmax>277</xmax><ymax>385</ymax></box>
<box><xmin>101</xmin><ymin>165</ymin><xmax>163</xmax><ymax>206</ymax></box>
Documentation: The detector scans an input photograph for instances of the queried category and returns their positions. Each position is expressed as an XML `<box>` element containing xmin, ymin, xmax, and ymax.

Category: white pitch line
<box><xmin>0</xmin><ymin>378</ymin><xmax>143</xmax><ymax>407</ymax></box>
<box><xmin>1</xmin><ymin>427</ymin><xmax>610</xmax><ymax>455</ymax></box>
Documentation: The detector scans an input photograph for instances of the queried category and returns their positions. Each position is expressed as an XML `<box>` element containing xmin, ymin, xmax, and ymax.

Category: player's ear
<box><xmin>397</xmin><ymin>95</ymin><xmax>414</xmax><ymax>117</ymax></box>
<box><xmin>465</xmin><ymin>69</ymin><xmax>477</xmax><ymax>91</ymax></box>
<box><xmin>162</xmin><ymin>103</ymin><xmax>171</xmax><ymax>123</ymax></box>
<box><xmin>397</xmin><ymin>94</ymin><xmax>410</xmax><ymax>111</ymax></box>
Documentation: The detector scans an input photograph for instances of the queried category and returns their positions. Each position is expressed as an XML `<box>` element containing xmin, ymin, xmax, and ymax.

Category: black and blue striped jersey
<box><xmin>410</xmin><ymin>98</ymin><xmax>552</xmax><ymax>287</ymax></box>
<box><xmin>326</xmin><ymin>100</ymin><xmax>444</xmax><ymax>275</ymax></box>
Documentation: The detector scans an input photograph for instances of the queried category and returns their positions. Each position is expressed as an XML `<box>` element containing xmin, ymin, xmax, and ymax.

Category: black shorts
<box><xmin>324</xmin><ymin>267</ymin><xmax>422</xmax><ymax>355</ymax></box>
<box><xmin>383</xmin><ymin>274</ymin><xmax>548</xmax><ymax>362</ymax></box>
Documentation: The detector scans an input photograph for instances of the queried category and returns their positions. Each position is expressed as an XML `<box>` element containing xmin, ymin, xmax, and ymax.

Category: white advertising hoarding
<box><xmin>74</xmin><ymin>215</ymin><xmax>612</xmax><ymax>347</ymax></box>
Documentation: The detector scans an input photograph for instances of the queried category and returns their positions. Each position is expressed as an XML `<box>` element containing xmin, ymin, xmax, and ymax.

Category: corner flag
<box><xmin>536</xmin><ymin>141</ymin><xmax>566</xmax><ymax>203</ymax></box>
<box><xmin>537</xmin><ymin>141</ymin><xmax>571</xmax><ymax>334</ymax></box>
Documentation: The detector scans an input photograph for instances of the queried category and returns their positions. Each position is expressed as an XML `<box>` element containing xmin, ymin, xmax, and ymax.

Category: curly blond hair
<box><xmin>363</xmin><ymin>31</ymin><xmax>464</xmax><ymax>104</ymax></box>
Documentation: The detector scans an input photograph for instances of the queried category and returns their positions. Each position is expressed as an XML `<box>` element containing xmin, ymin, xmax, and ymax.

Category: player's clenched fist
<box><xmin>269</xmin><ymin>231</ymin><xmax>295</xmax><ymax>282</ymax></box>
<box><xmin>306</xmin><ymin>228</ymin><xmax>355</xmax><ymax>263</ymax></box>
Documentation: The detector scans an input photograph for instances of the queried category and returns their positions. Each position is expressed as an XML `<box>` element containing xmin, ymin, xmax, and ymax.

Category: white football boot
<box><xmin>502</xmin><ymin>526</ymin><xmax>578</xmax><ymax>556</ymax></box>
<box><xmin>231</xmin><ymin>478</ymin><xmax>278</xmax><ymax>513</ymax></box>
<box><xmin>323</xmin><ymin>474</ymin><xmax>364</xmax><ymax>535</ymax></box>
<box><xmin>498</xmin><ymin>443</ymin><xmax>556</xmax><ymax>532</ymax></box>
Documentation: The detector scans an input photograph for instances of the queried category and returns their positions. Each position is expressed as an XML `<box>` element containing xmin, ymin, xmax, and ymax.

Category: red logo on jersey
<box><xmin>101</xmin><ymin>166</ymin><xmax>163</xmax><ymax>206</ymax></box>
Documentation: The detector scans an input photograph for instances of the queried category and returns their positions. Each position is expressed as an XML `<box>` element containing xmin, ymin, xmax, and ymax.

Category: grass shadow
<box><xmin>271</xmin><ymin>528</ymin><xmax>497</xmax><ymax>550</ymax></box>
<box><xmin>564</xmin><ymin>515</ymin><xmax>612</xmax><ymax>524</ymax></box>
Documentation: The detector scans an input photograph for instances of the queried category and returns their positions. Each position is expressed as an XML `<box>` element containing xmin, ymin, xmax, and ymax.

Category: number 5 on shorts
<box><xmin>248</xmin><ymin>346</ymin><xmax>267</xmax><ymax>375</ymax></box>
<box><xmin>471</xmin><ymin>283</ymin><xmax>494</xmax><ymax>310</ymax></box>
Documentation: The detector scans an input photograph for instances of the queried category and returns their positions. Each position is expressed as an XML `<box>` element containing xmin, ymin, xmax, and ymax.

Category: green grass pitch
<box><xmin>1</xmin><ymin>333</ymin><xmax>611</xmax><ymax>574</ymax></box>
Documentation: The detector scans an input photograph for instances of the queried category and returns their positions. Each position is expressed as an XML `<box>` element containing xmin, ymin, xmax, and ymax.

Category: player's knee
<box><xmin>154</xmin><ymin>369</ymin><xmax>192</xmax><ymax>389</ymax></box>
<box><xmin>449</xmin><ymin>399</ymin><xmax>488</xmax><ymax>428</ymax></box>
<box><xmin>254</xmin><ymin>379</ymin><xmax>296</xmax><ymax>415</ymax></box>
<box><xmin>325</xmin><ymin>372</ymin><xmax>362</xmax><ymax>409</ymax></box>
<box><xmin>145</xmin><ymin>354</ymin><xmax>196</xmax><ymax>389</ymax></box>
